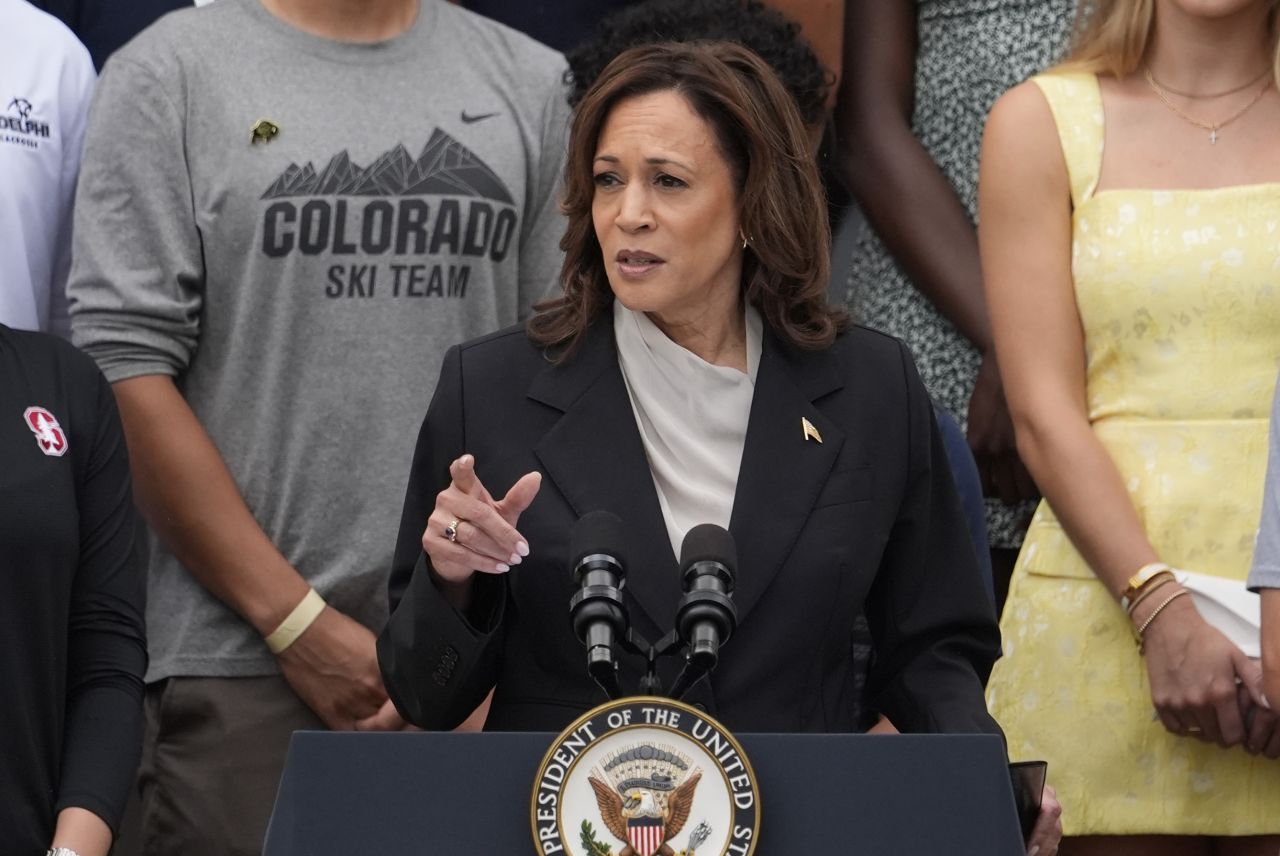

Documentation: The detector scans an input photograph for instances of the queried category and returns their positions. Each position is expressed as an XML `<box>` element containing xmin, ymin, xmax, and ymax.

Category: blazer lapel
<box><xmin>529</xmin><ymin>323</ymin><xmax>681</xmax><ymax>635</ymax></box>
<box><xmin>528</xmin><ymin>321</ymin><xmax>849</xmax><ymax>636</ymax></box>
<box><xmin>729</xmin><ymin>330</ymin><xmax>845</xmax><ymax>625</ymax></box>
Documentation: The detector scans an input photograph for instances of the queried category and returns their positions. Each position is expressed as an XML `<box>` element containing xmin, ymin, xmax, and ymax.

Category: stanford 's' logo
<box><xmin>24</xmin><ymin>406</ymin><xmax>68</xmax><ymax>457</ymax></box>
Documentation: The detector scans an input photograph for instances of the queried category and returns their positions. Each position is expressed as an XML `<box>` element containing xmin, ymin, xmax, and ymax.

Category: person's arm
<box><xmin>1265</xmin><ymin>590</ymin><xmax>1280</xmax><ymax>710</ymax></box>
<box><xmin>863</xmin><ymin>341</ymin><xmax>1003</xmax><ymax>736</ymax></box>
<box><xmin>379</xmin><ymin>347</ymin><xmax>539</xmax><ymax>728</ymax></box>
<box><xmin>68</xmin><ymin>55</ymin><xmax>398</xmax><ymax>731</ymax></box>
<box><xmin>836</xmin><ymin>0</ymin><xmax>1033</xmax><ymax>502</ymax></box>
<box><xmin>836</xmin><ymin>0</ymin><xmax>986</xmax><ymax>349</ymax></box>
<box><xmin>49</xmin><ymin>808</ymin><xmax>112</xmax><ymax>856</ymax></box>
<box><xmin>979</xmin><ymin>81</ymin><xmax>1263</xmax><ymax>747</ymax></box>
<box><xmin>860</xmin><ymin>343</ymin><xmax>1064</xmax><ymax>850</ymax></box>
<box><xmin>52</xmin><ymin>368</ymin><xmax>146</xmax><ymax>855</ymax></box>
<box><xmin>111</xmin><ymin>377</ymin><xmax>397</xmax><ymax>730</ymax></box>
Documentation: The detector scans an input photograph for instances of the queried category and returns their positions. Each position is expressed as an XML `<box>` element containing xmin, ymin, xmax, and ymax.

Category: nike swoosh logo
<box><xmin>461</xmin><ymin>111</ymin><xmax>499</xmax><ymax>124</ymax></box>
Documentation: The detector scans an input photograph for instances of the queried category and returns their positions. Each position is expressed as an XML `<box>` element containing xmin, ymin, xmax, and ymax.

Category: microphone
<box><xmin>669</xmin><ymin>524</ymin><xmax>738</xmax><ymax>699</ymax></box>
<box><xmin>568</xmin><ymin>510</ymin><xmax>629</xmax><ymax>699</ymax></box>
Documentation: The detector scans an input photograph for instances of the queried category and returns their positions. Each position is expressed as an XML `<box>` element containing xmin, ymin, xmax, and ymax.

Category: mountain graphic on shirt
<box><xmin>260</xmin><ymin>129</ymin><xmax>514</xmax><ymax>204</ymax></box>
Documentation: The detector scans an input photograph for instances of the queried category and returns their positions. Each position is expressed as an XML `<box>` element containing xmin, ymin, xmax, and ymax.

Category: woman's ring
<box><xmin>444</xmin><ymin>519</ymin><xmax>464</xmax><ymax>543</ymax></box>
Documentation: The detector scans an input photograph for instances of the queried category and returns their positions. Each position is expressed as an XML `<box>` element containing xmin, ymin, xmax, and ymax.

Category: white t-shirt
<box><xmin>0</xmin><ymin>0</ymin><xmax>94</xmax><ymax>337</ymax></box>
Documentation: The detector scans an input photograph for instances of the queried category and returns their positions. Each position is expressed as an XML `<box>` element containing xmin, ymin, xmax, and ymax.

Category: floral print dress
<box><xmin>986</xmin><ymin>72</ymin><xmax>1280</xmax><ymax>835</ymax></box>
<box><xmin>844</xmin><ymin>0</ymin><xmax>1075</xmax><ymax>548</ymax></box>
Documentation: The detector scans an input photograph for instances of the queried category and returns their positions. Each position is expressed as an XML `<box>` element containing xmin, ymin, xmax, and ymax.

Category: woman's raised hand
<box><xmin>423</xmin><ymin>454</ymin><xmax>542</xmax><ymax>587</ymax></box>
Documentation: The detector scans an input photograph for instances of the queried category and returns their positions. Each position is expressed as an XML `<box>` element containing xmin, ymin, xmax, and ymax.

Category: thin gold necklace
<box><xmin>1146</xmin><ymin>65</ymin><xmax>1273</xmax><ymax>99</ymax></box>
<box><xmin>1143</xmin><ymin>68</ymin><xmax>1272</xmax><ymax>144</ymax></box>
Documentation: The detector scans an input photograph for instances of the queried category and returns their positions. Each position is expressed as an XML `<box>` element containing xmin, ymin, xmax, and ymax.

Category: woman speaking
<box><xmin>378</xmin><ymin>44</ymin><xmax>1050</xmax><ymax>840</ymax></box>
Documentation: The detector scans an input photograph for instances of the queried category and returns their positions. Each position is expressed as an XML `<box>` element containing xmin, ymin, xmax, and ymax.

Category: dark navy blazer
<box><xmin>378</xmin><ymin>318</ymin><xmax>1002</xmax><ymax>737</ymax></box>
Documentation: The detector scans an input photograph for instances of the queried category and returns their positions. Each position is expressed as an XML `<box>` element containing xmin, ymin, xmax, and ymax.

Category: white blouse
<box><xmin>613</xmin><ymin>299</ymin><xmax>763</xmax><ymax>560</ymax></box>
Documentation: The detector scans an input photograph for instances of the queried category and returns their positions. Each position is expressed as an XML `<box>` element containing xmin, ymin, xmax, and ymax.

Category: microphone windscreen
<box><xmin>570</xmin><ymin>510</ymin><xmax>626</xmax><ymax>569</ymax></box>
<box><xmin>679</xmin><ymin>524</ymin><xmax>737</xmax><ymax>577</ymax></box>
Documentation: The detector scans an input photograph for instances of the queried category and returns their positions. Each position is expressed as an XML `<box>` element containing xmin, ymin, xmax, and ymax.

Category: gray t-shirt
<box><xmin>68</xmin><ymin>0</ymin><xmax>570</xmax><ymax>680</ymax></box>
<box><xmin>1250</xmin><ymin>382</ymin><xmax>1280</xmax><ymax>591</ymax></box>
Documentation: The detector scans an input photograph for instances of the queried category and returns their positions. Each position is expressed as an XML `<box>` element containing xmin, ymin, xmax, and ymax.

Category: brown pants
<box><xmin>116</xmin><ymin>676</ymin><xmax>323</xmax><ymax>856</ymax></box>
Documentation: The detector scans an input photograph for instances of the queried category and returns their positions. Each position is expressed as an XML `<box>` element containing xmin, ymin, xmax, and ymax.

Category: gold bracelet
<box><xmin>264</xmin><ymin>588</ymin><xmax>327</xmax><ymax>654</ymax></box>
<box><xmin>1135</xmin><ymin>588</ymin><xmax>1190</xmax><ymax>653</ymax></box>
<box><xmin>1120</xmin><ymin>563</ymin><xmax>1174</xmax><ymax>611</ymax></box>
<box><xmin>1125</xmin><ymin>576</ymin><xmax>1174</xmax><ymax>619</ymax></box>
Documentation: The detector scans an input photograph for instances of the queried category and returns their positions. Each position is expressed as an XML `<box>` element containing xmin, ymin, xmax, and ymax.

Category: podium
<box><xmin>264</xmin><ymin>731</ymin><xmax>1026</xmax><ymax>854</ymax></box>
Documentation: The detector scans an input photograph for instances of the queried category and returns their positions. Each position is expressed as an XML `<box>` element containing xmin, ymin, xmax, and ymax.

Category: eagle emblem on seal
<box><xmin>587</xmin><ymin>743</ymin><xmax>702</xmax><ymax>856</ymax></box>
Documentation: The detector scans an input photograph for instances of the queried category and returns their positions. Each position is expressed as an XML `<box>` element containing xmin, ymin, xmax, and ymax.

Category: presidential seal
<box><xmin>530</xmin><ymin>697</ymin><xmax>760</xmax><ymax>856</ymax></box>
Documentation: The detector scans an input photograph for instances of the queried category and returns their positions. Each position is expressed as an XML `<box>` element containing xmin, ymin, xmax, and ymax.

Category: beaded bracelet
<box><xmin>1135</xmin><ymin>589</ymin><xmax>1190</xmax><ymax>653</ymax></box>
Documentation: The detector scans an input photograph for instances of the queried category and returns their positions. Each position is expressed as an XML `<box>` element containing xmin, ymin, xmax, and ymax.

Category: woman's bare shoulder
<box><xmin>986</xmin><ymin>79</ymin><xmax>1060</xmax><ymax>149</ymax></box>
<box><xmin>982</xmin><ymin>79</ymin><xmax>1070</xmax><ymax>191</ymax></box>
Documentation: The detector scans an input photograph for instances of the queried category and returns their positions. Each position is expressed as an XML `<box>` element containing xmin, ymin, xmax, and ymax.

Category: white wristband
<box><xmin>264</xmin><ymin>588</ymin><xmax>327</xmax><ymax>654</ymax></box>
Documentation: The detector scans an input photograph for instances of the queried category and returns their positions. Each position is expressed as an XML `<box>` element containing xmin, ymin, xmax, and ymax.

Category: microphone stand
<box><xmin>623</xmin><ymin>629</ymin><xmax>684</xmax><ymax>697</ymax></box>
<box><xmin>667</xmin><ymin>650</ymin><xmax>712</xmax><ymax>701</ymax></box>
<box><xmin>604</xmin><ymin>628</ymin><xmax>683</xmax><ymax>698</ymax></box>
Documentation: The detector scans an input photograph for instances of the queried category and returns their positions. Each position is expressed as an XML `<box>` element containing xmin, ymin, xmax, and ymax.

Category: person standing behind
<box><xmin>0</xmin><ymin>0</ymin><xmax>94</xmax><ymax>337</ymax></box>
<box><xmin>453</xmin><ymin>0</ymin><xmax>841</xmax><ymax>90</ymax></box>
<box><xmin>837</xmin><ymin>0</ymin><xmax>1076</xmax><ymax>605</ymax></box>
<box><xmin>0</xmin><ymin>324</ymin><xmax>146</xmax><ymax>856</ymax></box>
<box><xmin>67</xmin><ymin>0</ymin><xmax>569</xmax><ymax>852</ymax></box>
<box><xmin>563</xmin><ymin>0</ymin><xmax>830</xmax><ymax>146</ymax></box>
<box><xmin>981</xmin><ymin>0</ymin><xmax>1280</xmax><ymax>850</ymax></box>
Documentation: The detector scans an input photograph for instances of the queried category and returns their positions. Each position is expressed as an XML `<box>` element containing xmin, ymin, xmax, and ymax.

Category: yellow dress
<box><xmin>986</xmin><ymin>73</ymin><xmax>1280</xmax><ymax>836</ymax></box>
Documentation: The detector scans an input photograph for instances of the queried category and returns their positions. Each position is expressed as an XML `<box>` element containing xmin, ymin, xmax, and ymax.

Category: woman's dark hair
<box><xmin>565</xmin><ymin>0</ymin><xmax>831</xmax><ymax>127</ymax></box>
<box><xmin>528</xmin><ymin>41</ymin><xmax>849</xmax><ymax>357</ymax></box>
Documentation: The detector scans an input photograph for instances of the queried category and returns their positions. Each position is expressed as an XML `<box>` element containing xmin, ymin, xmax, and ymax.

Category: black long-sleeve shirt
<box><xmin>0</xmin><ymin>324</ymin><xmax>146</xmax><ymax>852</ymax></box>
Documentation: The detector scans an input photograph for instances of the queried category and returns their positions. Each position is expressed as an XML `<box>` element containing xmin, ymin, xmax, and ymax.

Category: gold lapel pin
<box><xmin>801</xmin><ymin>417</ymin><xmax>823</xmax><ymax>444</ymax></box>
<box><xmin>250</xmin><ymin>119</ymin><xmax>280</xmax><ymax>145</ymax></box>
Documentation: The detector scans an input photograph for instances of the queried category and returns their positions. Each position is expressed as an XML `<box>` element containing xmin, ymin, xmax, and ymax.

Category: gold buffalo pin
<box><xmin>250</xmin><ymin>119</ymin><xmax>280</xmax><ymax>145</ymax></box>
<box><xmin>802</xmin><ymin>417</ymin><xmax>822</xmax><ymax>443</ymax></box>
